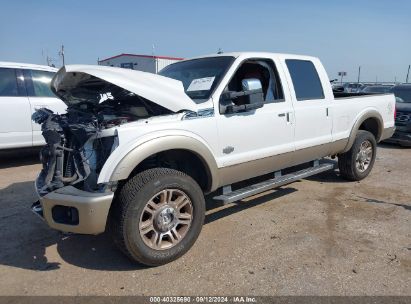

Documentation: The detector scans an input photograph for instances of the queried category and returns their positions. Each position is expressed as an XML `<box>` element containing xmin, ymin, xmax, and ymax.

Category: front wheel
<box><xmin>338</xmin><ymin>130</ymin><xmax>377</xmax><ymax>181</ymax></box>
<box><xmin>108</xmin><ymin>168</ymin><xmax>205</xmax><ymax>266</ymax></box>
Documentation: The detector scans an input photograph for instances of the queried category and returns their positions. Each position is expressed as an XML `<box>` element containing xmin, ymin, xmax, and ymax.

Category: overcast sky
<box><xmin>0</xmin><ymin>0</ymin><xmax>410</xmax><ymax>82</ymax></box>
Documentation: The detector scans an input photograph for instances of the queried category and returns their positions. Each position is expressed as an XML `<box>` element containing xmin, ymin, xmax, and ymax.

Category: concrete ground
<box><xmin>0</xmin><ymin>144</ymin><xmax>410</xmax><ymax>296</ymax></box>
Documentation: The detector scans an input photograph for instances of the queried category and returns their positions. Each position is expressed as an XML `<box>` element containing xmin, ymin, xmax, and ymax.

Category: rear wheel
<box><xmin>338</xmin><ymin>130</ymin><xmax>377</xmax><ymax>181</ymax></box>
<box><xmin>109</xmin><ymin>168</ymin><xmax>205</xmax><ymax>266</ymax></box>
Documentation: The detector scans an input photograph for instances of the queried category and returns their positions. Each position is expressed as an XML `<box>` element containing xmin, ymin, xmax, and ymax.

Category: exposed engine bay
<box><xmin>34</xmin><ymin>76</ymin><xmax>172</xmax><ymax>195</ymax></box>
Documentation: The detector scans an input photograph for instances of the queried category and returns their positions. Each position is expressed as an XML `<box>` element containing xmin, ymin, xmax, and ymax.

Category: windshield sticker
<box><xmin>187</xmin><ymin>77</ymin><xmax>215</xmax><ymax>92</ymax></box>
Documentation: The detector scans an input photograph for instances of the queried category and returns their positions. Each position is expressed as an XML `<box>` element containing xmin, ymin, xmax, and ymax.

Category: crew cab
<box><xmin>32</xmin><ymin>52</ymin><xmax>395</xmax><ymax>266</ymax></box>
<box><xmin>0</xmin><ymin>62</ymin><xmax>66</xmax><ymax>149</ymax></box>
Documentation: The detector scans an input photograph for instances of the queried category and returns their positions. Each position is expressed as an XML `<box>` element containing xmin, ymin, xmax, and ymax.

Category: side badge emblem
<box><xmin>223</xmin><ymin>146</ymin><xmax>234</xmax><ymax>154</ymax></box>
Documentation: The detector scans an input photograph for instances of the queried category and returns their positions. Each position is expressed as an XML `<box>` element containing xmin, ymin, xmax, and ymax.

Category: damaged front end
<box><xmin>31</xmin><ymin>74</ymin><xmax>177</xmax><ymax>233</ymax></box>
<box><xmin>33</xmin><ymin>107</ymin><xmax>118</xmax><ymax>196</ymax></box>
<box><xmin>31</xmin><ymin>64</ymin><xmax>196</xmax><ymax>234</ymax></box>
<box><xmin>32</xmin><ymin>106</ymin><xmax>121</xmax><ymax>233</ymax></box>
<box><xmin>34</xmin><ymin>68</ymin><xmax>177</xmax><ymax>196</ymax></box>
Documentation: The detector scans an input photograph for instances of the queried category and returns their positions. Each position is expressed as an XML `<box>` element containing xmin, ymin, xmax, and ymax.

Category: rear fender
<box><xmin>342</xmin><ymin>109</ymin><xmax>383</xmax><ymax>153</ymax></box>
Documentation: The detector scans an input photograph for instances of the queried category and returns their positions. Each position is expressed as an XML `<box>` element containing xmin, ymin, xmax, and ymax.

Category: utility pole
<box><xmin>338</xmin><ymin>71</ymin><xmax>346</xmax><ymax>84</ymax></box>
<box><xmin>357</xmin><ymin>66</ymin><xmax>361</xmax><ymax>83</ymax></box>
<box><xmin>59</xmin><ymin>44</ymin><xmax>65</xmax><ymax>66</ymax></box>
<box><xmin>406</xmin><ymin>65</ymin><xmax>410</xmax><ymax>83</ymax></box>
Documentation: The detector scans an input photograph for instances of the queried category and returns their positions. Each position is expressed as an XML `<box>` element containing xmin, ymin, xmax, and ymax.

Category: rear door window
<box><xmin>23</xmin><ymin>69</ymin><xmax>56</xmax><ymax>97</ymax></box>
<box><xmin>0</xmin><ymin>68</ymin><xmax>19</xmax><ymax>97</ymax></box>
<box><xmin>286</xmin><ymin>60</ymin><xmax>324</xmax><ymax>101</ymax></box>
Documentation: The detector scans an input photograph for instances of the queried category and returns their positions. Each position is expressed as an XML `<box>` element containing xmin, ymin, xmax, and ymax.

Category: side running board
<box><xmin>213</xmin><ymin>162</ymin><xmax>334</xmax><ymax>204</ymax></box>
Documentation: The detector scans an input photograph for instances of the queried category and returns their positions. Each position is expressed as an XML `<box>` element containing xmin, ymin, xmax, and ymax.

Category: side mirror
<box><xmin>220</xmin><ymin>78</ymin><xmax>264</xmax><ymax>114</ymax></box>
<box><xmin>241</xmin><ymin>78</ymin><xmax>262</xmax><ymax>92</ymax></box>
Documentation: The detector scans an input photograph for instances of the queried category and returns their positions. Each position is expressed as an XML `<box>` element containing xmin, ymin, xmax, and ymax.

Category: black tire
<box><xmin>108</xmin><ymin>168</ymin><xmax>205</xmax><ymax>266</ymax></box>
<box><xmin>338</xmin><ymin>130</ymin><xmax>377</xmax><ymax>181</ymax></box>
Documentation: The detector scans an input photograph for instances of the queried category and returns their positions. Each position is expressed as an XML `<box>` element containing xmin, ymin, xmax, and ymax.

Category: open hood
<box><xmin>51</xmin><ymin>65</ymin><xmax>198</xmax><ymax>112</ymax></box>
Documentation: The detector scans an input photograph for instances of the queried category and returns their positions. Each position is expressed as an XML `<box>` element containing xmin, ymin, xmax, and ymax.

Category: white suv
<box><xmin>0</xmin><ymin>62</ymin><xmax>66</xmax><ymax>149</ymax></box>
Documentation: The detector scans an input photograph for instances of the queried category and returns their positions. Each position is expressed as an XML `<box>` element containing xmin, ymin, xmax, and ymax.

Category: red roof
<box><xmin>99</xmin><ymin>53</ymin><xmax>184</xmax><ymax>62</ymax></box>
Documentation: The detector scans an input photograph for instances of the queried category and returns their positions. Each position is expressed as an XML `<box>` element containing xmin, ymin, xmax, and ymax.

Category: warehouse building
<box><xmin>98</xmin><ymin>53</ymin><xmax>183</xmax><ymax>73</ymax></box>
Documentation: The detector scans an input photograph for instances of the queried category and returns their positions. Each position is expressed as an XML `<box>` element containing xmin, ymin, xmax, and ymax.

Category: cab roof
<box><xmin>182</xmin><ymin>51</ymin><xmax>319</xmax><ymax>62</ymax></box>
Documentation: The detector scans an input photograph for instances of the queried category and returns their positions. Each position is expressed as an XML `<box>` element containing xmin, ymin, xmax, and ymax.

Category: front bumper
<box><xmin>34</xmin><ymin>181</ymin><xmax>114</xmax><ymax>235</ymax></box>
<box><xmin>384</xmin><ymin>130</ymin><xmax>411</xmax><ymax>146</ymax></box>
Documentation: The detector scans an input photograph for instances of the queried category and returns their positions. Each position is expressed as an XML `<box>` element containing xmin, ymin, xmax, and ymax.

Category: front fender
<box><xmin>97</xmin><ymin>132</ymin><xmax>220</xmax><ymax>192</ymax></box>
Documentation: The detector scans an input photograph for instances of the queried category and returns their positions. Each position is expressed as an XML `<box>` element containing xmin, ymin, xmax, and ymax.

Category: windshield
<box><xmin>159</xmin><ymin>56</ymin><xmax>235</xmax><ymax>100</ymax></box>
<box><xmin>391</xmin><ymin>86</ymin><xmax>411</xmax><ymax>103</ymax></box>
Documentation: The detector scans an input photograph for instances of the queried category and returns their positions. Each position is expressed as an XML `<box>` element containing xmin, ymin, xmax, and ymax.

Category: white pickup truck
<box><xmin>32</xmin><ymin>52</ymin><xmax>395</xmax><ymax>266</ymax></box>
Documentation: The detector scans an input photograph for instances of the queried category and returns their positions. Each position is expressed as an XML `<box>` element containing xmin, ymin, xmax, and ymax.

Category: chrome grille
<box><xmin>396</xmin><ymin>111</ymin><xmax>411</xmax><ymax>125</ymax></box>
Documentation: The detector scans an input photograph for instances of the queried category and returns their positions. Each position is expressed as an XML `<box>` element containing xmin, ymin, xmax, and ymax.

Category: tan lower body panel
<box><xmin>380</xmin><ymin>126</ymin><xmax>395</xmax><ymax>142</ymax></box>
<box><xmin>218</xmin><ymin>139</ymin><xmax>348</xmax><ymax>187</ymax></box>
<box><xmin>39</xmin><ymin>185</ymin><xmax>114</xmax><ymax>234</ymax></box>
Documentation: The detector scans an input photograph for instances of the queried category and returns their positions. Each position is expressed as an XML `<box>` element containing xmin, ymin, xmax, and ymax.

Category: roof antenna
<box><xmin>217</xmin><ymin>48</ymin><xmax>223</xmax><ymax>54</ymax></box>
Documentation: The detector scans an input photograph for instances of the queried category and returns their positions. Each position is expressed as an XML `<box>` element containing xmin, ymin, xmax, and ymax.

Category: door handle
<box><xmin>278</xmin><ymin>112</ymin><xmax>291</xmax><ymax>122</ymax></box>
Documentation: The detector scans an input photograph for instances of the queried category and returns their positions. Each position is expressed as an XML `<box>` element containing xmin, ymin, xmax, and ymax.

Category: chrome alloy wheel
<box><xmin>355</xmin><ymin>140</ymin><xmax>373</xmax><ymax>172</ymax></box>
<box><xmin>139</xmin><ymin>189</ymin><xmax>193</xmax><ymax>250</ymax></box>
